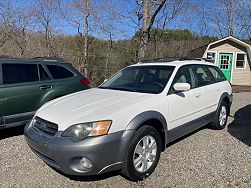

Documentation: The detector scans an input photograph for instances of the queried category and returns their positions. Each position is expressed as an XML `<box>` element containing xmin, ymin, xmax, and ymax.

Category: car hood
<box><xmin>36</xmin><ymin>88</ymin><xmax>154</xmax><ymax>131</ymax></box>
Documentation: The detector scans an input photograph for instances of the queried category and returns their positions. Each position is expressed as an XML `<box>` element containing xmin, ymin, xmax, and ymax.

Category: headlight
<box><xmin>61</xmin><ymin>120</ymin><xmax>112</xmax><ymax>140</ymax></box>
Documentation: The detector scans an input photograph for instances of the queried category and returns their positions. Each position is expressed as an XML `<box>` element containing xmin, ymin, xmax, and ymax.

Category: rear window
<box><xmin>47</xmin><ymin>65</ymin><xmax>74</xmax><ymax>79</ymax></box>
<box><xmin>2</xmin><ymin>63</ymin><xmax>39</xmax><ymax>84</ymax></box>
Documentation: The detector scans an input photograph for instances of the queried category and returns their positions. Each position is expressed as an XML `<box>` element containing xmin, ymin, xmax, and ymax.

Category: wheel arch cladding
<box><xmin>223</xmin><ymin>96</ymin><xmax>230</xmax><ymax>107</ymax></box>
<box><xmin>216</xmin><ymin>92</ymin><xmax>232</xmax><ymax>117</ymax></box>
<box><xmin>126</xmin><ymin>111</ymin><xmax>167</xmax><ymax>151</ymax></box>
<box><xmin>219</xmin><ymin>92</ymin><xmax>232</xmax><ymax>108</ymax></box>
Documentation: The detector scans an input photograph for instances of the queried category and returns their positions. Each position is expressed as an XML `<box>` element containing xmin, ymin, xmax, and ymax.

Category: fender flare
<box><xmin>126</xmin><ymin>110</ymin><xmax>168</xmax><ymax>149</ymax></box>
<box><xmin>216</xmin><ymin>92</ymin><xmax>233</xmax><ymax>116</ymax></box>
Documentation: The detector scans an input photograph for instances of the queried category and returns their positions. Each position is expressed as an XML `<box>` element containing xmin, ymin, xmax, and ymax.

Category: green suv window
<box><xmin>47</xmin><ymin>65</ymin><xmax>74</xmax><ymax>79</ymax></box>
<box><xmin>3</xmin><ymin>64</ymin><xmax>39</xmax><ymax>84</ymax></box>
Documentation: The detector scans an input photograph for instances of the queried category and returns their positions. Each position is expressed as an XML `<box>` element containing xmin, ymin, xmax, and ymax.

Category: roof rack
<box><xmin>139</xmin><ymin>56</ymin><xmax>212</xmax><ymax>63</ymax></box>
<box><xmin>181</xmin><ymin>57</ymin><xmax>213</xmax><ymax>63</ymax></box>
<box><xmin>140</xmin><ymin>57</ymin><xmax>181</xmax><ymax>63</ymax></box>
<box><xmin>33</xmin><ymin>57</ymin><xmax>66</xmax><ymax>62</ymax></box>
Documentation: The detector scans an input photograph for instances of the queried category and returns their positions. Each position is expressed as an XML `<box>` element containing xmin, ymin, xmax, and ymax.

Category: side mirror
<box><xmin>173</xmin><ymin>83</ymin><xmax>191</xmax><ymax>92</ymax></box>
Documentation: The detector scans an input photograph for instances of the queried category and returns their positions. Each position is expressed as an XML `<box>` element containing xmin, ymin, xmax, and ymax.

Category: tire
<box><xmin>209</xmin><ymin>100</ymin><xmax>229</xmax><ymax>130</ymax></box>
<box><xmin>121</xmin><ymin>125</ymin><xmax>162</xmax><ymax>181</ymax></box>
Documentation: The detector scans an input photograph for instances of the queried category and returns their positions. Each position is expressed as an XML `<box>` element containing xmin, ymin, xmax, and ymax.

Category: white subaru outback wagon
<box><xmin>25</xmin><ymin>60</ymin><xmax>232</xmax><ymax>181</ymax></box>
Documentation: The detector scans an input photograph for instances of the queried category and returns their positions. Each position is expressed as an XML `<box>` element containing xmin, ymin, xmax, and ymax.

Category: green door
<box><xmin>218</xmin><ymin>53</ymin><xmax>233</xmax><ymax>81</ymax></box>
<box><xmin>0</xmin><ymin>83</ymin><xmax>46</xmax><ymax>117</ymax></box>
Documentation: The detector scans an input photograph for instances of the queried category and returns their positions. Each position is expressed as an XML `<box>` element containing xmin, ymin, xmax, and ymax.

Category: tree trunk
<box><xmin>226</xmin><ymin>0</ymin><xmax>234</xmax><ymax>36</ymax></box>
<box><xmin>138</xmin><ymin>0</ymin><xmax>148</xmax><ymax>61</ymax></box>
<box><xmin>137</xmin><ymin>0</ymin><xmax>166</xmax><ymax>61</ymax></box>
<box><xmin>83</xmin><ymin>0</ymin><xmax>89</xmax><ymax>77</ymax></box>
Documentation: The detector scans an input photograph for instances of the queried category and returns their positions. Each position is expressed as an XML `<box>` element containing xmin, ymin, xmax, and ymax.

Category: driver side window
<box><xmin>169</xmin><ymin>65</ymin><xmax>196</xmax><ymax>94</ymax></box>
<box><xmin>174</xmin><ymin>66</ymin><xmax>196</xmax><ymax>86</ymax></box>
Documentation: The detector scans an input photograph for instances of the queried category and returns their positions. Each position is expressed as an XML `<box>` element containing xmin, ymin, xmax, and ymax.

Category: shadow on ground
<box><xmin>0</xmin><ymin>125</ymin><xmax>24</xmax><ymax>140</ymax></box>
<box><xmin>68</xmin><ymin>171</ymin><xmax>122</xmax><ymax>182</ymax></box>
<box><xmin>228</xmin><ymin>105</ymin><xmax>251</xmax><ymax>147</ymax></box>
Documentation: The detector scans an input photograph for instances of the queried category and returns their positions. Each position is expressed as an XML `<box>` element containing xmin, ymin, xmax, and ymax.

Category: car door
<box><xmin>45</xmin><ymin>64</ymin><xmax>83</xmax><ymax>96</ymax></box>
<box><xmin>192</xmin><ymin>64</ymin><xmax>219</xmax><ymax>116</ymax></box>
<box><xmin>0</xmin><ymin>63</ymin><xmax>54</xmax><ymax>121</ymax></box>
<box><xmin>167</xmin><ymin>65</ymin><xmax>202</xmax><ymax>130</ymax></box>
<box><xmin>204</xmin><ymin>65</ymin><xmax>226</xmax><ymax>111</ymax></box>
<box><xmin>36</xmin><ymin>64</ymin><xmax>56</xmax><ymax>106</ymax></box>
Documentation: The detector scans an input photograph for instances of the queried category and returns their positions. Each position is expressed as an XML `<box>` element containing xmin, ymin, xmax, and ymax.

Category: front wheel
<box><xmin>121</xmin><ymin>126</ymin><xmax>162</xmax><ymax>181</ymax></box>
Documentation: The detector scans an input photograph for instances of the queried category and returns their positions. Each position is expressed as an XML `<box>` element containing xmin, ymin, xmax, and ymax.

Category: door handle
<box><xmin>196</xmin><ymin>94</ymin><xmax>201</xmax><ymax>99</ymax></box>
<box><xmin>39</xmin><ymin>85</ymin><xmax>52</xmax><ymax>90</ymax></box>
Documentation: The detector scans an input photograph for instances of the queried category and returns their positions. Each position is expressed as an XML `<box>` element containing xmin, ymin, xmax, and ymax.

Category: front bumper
<box><xmin>24</xmin><ymin>122</ymin><xmax>135</xmax><ymax>176</ymax></box>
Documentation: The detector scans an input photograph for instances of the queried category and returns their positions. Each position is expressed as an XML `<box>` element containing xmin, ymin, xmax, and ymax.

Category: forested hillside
<box><xmin>0</xmin><ymin>0</ymin><xmax>250</xmax><ymax>86</ymax></box>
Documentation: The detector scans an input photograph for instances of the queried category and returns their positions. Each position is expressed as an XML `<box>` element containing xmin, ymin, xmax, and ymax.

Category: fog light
<box><xmin>80</xmin><ymin>157</ymin><xmax>93</xmax><ymax>169</ymax></box>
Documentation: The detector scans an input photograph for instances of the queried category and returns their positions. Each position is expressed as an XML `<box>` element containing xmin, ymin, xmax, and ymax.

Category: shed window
<box><xmin>236</xmin><ymin>53</ymin><xmax>245</xmax><ymax>68</ymax></box>
<box><xmin>207</xmin><ymin>52</ymin><xmax>216</xmax><ymax>63</ymax></box>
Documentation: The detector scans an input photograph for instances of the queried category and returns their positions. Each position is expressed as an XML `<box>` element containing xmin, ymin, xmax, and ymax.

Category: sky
<box><xmin>12</xmin><ymin>0</ymin><xmax>241</xmax><ymax>40</ymax></box>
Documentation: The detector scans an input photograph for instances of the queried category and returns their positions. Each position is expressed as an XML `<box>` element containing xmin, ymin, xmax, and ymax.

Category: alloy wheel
<box><xmin>133</xmin><ymin>135</ymin><xmax>157</xmax><ymax>173</ymax></box>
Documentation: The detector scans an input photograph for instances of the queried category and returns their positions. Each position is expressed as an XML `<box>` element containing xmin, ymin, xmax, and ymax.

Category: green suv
<box><xmin>0</xmin><ymin>57</ymin><xmax>90</xmax><ymax>129</ymax></box>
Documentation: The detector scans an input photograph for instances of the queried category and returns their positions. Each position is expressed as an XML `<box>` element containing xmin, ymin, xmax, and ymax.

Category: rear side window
<box><xmin>207</xmin><ymin>66</ymin><xmax>224</xmax><ymax>82</ymax></box>
<box><xmin>2</xmin><ymin>63</ymin><xmax>39</xmax><ymax>84</ymax></box>
<box><xmin>215</xmin><ymin>66</ymin><xmax>227</xmax><ymax>81</ymax></box>
<box><xmin>47</xmin><ymin>65</ymin><xmax>74</xmax><ymax>79</ymax></box>
<box><xmin>193</xmin><ymin>65</ymin><xmax>211</xmax><ymax>87</ymax></box>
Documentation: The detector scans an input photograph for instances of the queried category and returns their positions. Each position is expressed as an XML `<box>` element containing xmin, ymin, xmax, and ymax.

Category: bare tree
<box><xmin>153</xmin><ymin>0</ymin><xmax>187</xmax><ymax>58</ymax></box>
<box><xmin>58</xmin><ymin>0</ymin><xmax>91</xmax><ymax>76</ymax></box>
<box><xmin>223</xmin><ymin>0</ymin><xmax>235</xmax><ymax>36</ymax></box>
<box><xmin>0</xmin><ymin>1</ymin><xmax>14</xmax><ymax>50</ymax></box>
<box><xmin>0</xmin><ymin>1</ymin><xmax>34</xmax><ymax>56</ymax></box>
<box><xmin>83</xmin><ymin>0</ymin><xmax>89</xmax><ymax>76</ymax></box>
<box><xmin>195</xmin><ymin>0</ymin><xmax>247</xmax><ymax>37</ymax></box>
<box><xmin>137</xmin><ymin>0</ymin><xmax>166</xmax><ymax>60</ymax></box>
<box><xmin>237</xmin><ymin>1</ymin><xmax>251</xmax><ymax>39</ymax></box>
<box><xmin>33</xmin><ymin>0</ymin><xmax>59</xmax><ymax>56</ymax></box>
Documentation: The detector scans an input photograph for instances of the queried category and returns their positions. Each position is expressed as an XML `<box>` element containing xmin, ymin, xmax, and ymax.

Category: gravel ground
<box><xmin>0</xmin><ymin>92</ymin><xmax>250</xmax><ymax>188</ymax></box>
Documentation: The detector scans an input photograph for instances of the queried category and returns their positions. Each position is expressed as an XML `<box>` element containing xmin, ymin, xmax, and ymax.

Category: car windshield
<box><xmin>99</xmin><ymin>65</ymin><xmax>175</xmax><ymax>94</ymax></box>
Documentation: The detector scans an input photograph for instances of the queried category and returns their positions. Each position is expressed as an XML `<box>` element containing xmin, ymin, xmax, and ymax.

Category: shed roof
<box><xmin>189</xmin><ymin>36</ymin><xmax>251</xmax><ymax>67</ymax></box>
<box><xmin>207</xmin><ymin>36</ymin><xmax>251</xmax><ymax>67</ymax></box>
<box><xmin>205</xmin><ymin>36</ymin><xmax>251</xmax><ymax>59</ymax></box>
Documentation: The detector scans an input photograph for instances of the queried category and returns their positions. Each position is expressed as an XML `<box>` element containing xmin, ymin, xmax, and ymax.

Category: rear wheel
<box><xmin>121</xmin><ymin>126</ymin><xmax>162</xmax><ymax>181</ymax></box>
<box><xmin>209</xmin><ymin>100</ymin><xmax>229</xmax><ymax>130</ymax></box>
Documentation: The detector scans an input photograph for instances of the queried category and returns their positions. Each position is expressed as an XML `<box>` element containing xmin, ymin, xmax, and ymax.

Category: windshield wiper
<box><xmin>98</xmin><ymin>86</ymin><xmax>136</xmax><ymax>92</ymax></box>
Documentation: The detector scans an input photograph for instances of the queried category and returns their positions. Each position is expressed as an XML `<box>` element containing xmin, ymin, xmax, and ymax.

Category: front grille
<box><xmin>32</xmin><ymin>116</ymin><xmax>58</xmax><ymax>135</ymax></box>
